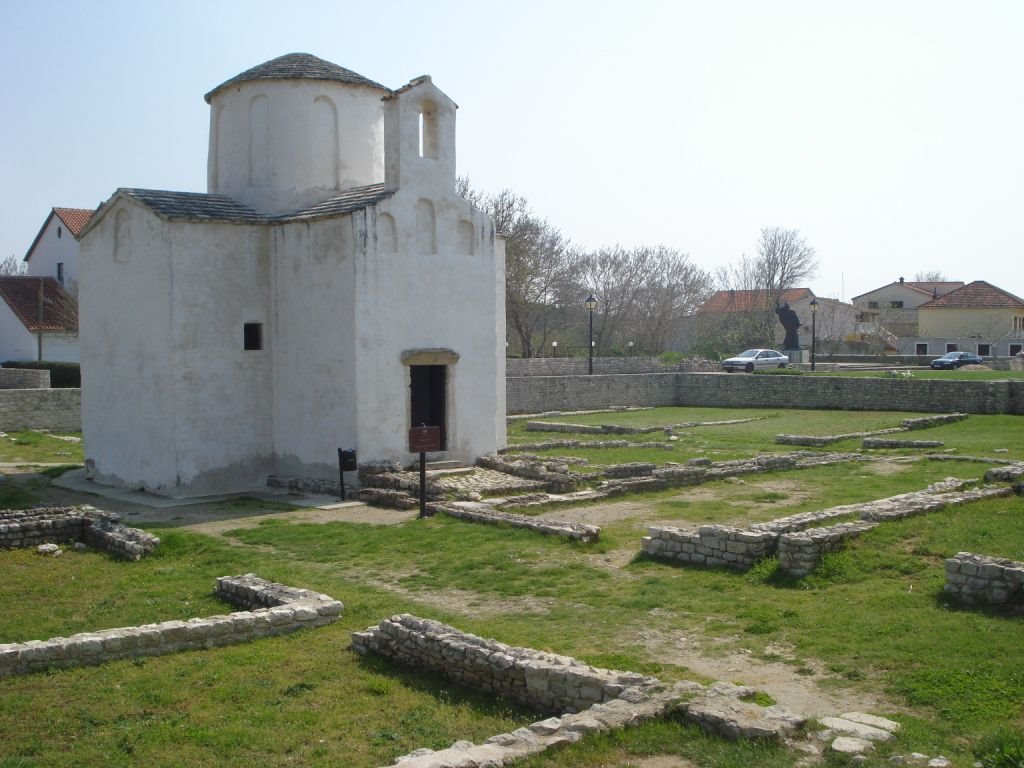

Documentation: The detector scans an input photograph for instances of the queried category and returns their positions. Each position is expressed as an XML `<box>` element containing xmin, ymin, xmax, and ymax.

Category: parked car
<box><xmin>929</xmin><ymin>351</ymin><xmax>984</xmax><ymax>370</ymax></box>
<box><xmin>721</xmin><ymin>349</ymin><xmax>789</xmax><ymax>373</ymax></box>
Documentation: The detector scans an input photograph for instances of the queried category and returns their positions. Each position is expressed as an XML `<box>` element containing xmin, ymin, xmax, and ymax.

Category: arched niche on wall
<box><xmin>415</xmin><ymin>199</ymin><xmax>436</xmax><ymax>255</ymax></box>
<box><xmin>377</xmin><ymin>212</ymin><xmax>397</xmax><ymax>255</ymax></box>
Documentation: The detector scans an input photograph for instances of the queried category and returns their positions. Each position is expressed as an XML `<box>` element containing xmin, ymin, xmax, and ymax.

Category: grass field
<box><xmin>1</xmin><ymin>411</ymin><xmax>1022</xmax><ymax>768</ymax></box>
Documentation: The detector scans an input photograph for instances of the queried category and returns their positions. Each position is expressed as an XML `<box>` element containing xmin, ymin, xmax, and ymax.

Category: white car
<box><xmin>721</xmin><ymin>348</ymin><xmax>789</xmax><ymax>373</ymax></box>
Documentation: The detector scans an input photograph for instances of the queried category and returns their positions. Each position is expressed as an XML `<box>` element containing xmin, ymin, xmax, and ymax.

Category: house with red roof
<box><xmin>0</xmin><ymin>276</ymin><xmax>79</xmax><ymax>362</ymax></box>
<box><xmin>906</xmin><ymin>281</ymin><xmax>1024</xmax><ymax>357</ymax></box>
<box><xmin>23</xmin><ymin>207</ymin><xmax>95</xmax><ymax>296</ymax></box>
<box><xmin>851</xmin><ymin>277</ymin><xmax>965</xmax><ymax>341</ymax></box>
<box><xmin>696</xmin><ymin>287</ymin><xmax>858</xmax><ymax>353</ymax></box>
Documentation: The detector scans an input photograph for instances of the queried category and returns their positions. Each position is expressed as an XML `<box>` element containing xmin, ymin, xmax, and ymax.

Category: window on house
<box><xmin>868</xmin><ymin>301</ymin><xmax>879</xmax><ymax>309</ymax></box>
<box><xmin>915</xmin><ymin>343</ymin><xmax>928</xmax><ymax>355</ymax></box>
<box><xmin>57</xmin><ymin>226</ymin><xmax>62</xmax><ymax>239</ymax></box>
<box><xmin>977</xmin><ymin>344</ymin><xmax>991</xmax><ymax>356</ymax></box>
<box><xmin>890</xmin><ymin>300</ymin><xmax>904</xmax><ymax>309</ymax></box>
<box><xmin>1010</xmin><ymin>344</ymin><xmax>1023</xmax><ymax>356</ymax></box>
<box><xmin>946</xmin><ymin>343</ymin><xmax>958</xmax><ymax>353</ymax></box>
<box><xmin>56</xmin><ymin>263</ymin><xmax>64</xmax><ymax>284</ymax></box>
<box><xmin>1014</xmin><ymin>316</ymin><xmax>1024</xmax><ymax>331</ymax></box>
<box><xmin>243</xmin><ymin>323</ymin><xmax>263</xmax><ymax>351</ymax></box>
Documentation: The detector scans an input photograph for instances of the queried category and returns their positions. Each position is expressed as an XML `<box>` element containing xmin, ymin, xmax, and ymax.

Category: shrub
<box><xmin>2</xmin><ymin>360</ymin><xmax>80</xmax><ymax>387</ymax></box>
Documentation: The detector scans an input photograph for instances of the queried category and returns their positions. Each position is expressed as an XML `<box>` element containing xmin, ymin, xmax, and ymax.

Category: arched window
<box><xmin>457</xmin><ymin>220</ymin><xmax>474</xmax><ymax>255</ymax></box>
<box><xmin>418</xmin><ymin>100</ymin><xmax>438</xmax><ymax>159</ymax></box>
<box><xmin>415</xmin><ymin>199</ymin><xmax>436</xmax><ymax>254</ymax></box>
<box><xmin>248</xmin><ymin>95</ymin><xmax>270</xmax><ymax>186</ymax></box>
<box><xmin>312</xmin><ymin>96</ymin><xmax>340</xmax><ymax>190</ymax></box>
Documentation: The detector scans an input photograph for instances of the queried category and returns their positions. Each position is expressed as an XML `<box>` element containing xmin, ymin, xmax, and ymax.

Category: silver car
<box><xmin>721</xmin><ymin>348</ymin><xmax>789</xmax><ymax>373</ymax></box>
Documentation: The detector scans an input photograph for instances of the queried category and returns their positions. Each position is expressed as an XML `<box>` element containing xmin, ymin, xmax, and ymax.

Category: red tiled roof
<box><xmin>52</xmin><ymin>207</ymin><xmax>95</xmax><ymax>238</ymax></box>
<box><xmin>23</xmin><ymin>206</ymin><xmax>97</xmax><ymax>262</ymax></box>
<box><xmin>0</xmin><ymin>277</ymin><xmax>78</xmax><ymax>332</ymax></box>
<box><xmin>920</xmin><ymin>281</ymin><xmax>1024</xmax><ymax>309</ymax></box>
<box><xmin>698</xmin><ymin>288</ymin><xmax>813</xmax><ymax>313</ymax></box>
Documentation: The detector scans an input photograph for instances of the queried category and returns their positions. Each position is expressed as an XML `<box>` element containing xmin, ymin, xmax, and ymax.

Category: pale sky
<box><xmin>2</xmin><ymin>0</ymin><xmax>1021</xmax><ymax>301</ymax></box>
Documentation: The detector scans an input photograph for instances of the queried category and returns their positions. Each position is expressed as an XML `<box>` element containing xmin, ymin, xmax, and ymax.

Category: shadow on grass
<box><xmin>352</xmin><ymin>649</ymin><xmax>542</xmax><ymax>718</ymax></box>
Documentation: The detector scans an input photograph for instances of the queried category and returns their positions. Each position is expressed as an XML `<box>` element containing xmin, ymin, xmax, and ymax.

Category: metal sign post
<box><xmin>408</xmin><ymin>425</ymin><xmax>441</xmax><ymax>518</ymax></box>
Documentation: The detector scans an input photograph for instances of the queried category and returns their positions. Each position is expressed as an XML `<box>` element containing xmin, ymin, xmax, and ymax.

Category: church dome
<box><xmin>206</xmin><ymin>53</ymin><xmax>388</xmax><ymax>214</ymax></box>
<box><xmin>204</xmin><ymin>53</ymin><xmax>387</xmax><ymax>103</ymax></box>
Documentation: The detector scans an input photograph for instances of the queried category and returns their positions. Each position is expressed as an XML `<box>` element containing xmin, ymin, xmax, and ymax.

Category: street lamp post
<box><xmin>628</xmin><ymin>341</ymin><xmax>634</xmax><ymax>357</ymax></box>
<box><xmin>809</xmin><ymin>298</ymin><xmax>819</xmax><ymax>372</ymax></box>
<box><xmin>585</xmin><ymin>294</ymin><xmax>598</xmax><ymax>374</ymax></box>
<box><xmin>551</xmin><ymin>341</ymin><xmax>558</xmax><ymax>358</ymax></box>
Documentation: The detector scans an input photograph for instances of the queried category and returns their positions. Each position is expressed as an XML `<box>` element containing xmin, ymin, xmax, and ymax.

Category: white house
<box><xmin>24</xmin><ymin>207</ymin><xmax>95</xmax><ymax>296</ymax></box>
<box><xmin>0</xmin><ymin>276</ymin><xmax>79</xmax><ymax>362</ymax></box>
<box><xmin>79</xmin><ymin>53</ymin><xmax>506</xmax><ymax>498</ymax></box>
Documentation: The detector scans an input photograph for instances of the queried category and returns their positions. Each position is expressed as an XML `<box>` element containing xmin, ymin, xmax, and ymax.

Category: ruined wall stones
<box><xmin>0</xmin><ymin>575</ymin><xmax>343</xmax><ymax>678</ymax></box>
<box><xmin>778</xmin><ymin>522</ymin><xmax>879</xmax><ymax>577</ymax></box>
<box><xmin>506</xmin><ymin>373</ymin><xmax>1024</xmax><ymax>415</ymax></box>
<box><xmin>642</xmin><ymin>526</ymin><xmax>775</xmax><ymax>570</ymax></box>
<box><xmin>944</xmin><ymin>553</ymin><xmax>1024</xmax><ymax>605</ymax></box>
<box><xmin>352</xmin><ymin>614</ymin><xmax>658</xmax><ymax>714</ymax></box>
<box><xmin>434</xmin><ymin>502</ymin><xmax>600</xmax><ymax>542</ymax></box>
<box><xmin>0</xmin><ymin>506</ymin><xmax>160</xmax><ymax>560</ymax></box>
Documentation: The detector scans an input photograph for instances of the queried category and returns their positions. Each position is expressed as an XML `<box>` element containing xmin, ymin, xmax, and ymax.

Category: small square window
<box><xmin>868</xmin><ymin>301</ymin><xmax>879</xmax><ymax>309</ymax></box>
<box><xmin>890</xmin><ymin>300</ymin><xmax>904</xmax><ymax>309</ymax></box>
<box><xmin>915</xmin><ymin>343</ymin><xmax>928</xmax><ymax>355</ymax></box>
<box><xmin>946</xmin><ymin>343</ymin><xmax>958</xmax><ymax>353</ymax></box>
<box><xmin>1010</xmin><ymin>344</ymin><xmax>1023</xmax><ymax>356</ymax></box>
<box><xmin>243</xmin><ymin>323</ymin><xmax>263</xmax><ymax>351</ymax></box>
<box><xmin>978</xmin><ymin>344</ymin><xmax>991</xmax><ymax>356</ymax></box>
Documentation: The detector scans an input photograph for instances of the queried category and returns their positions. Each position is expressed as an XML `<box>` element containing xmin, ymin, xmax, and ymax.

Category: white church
<box><xmin>79</xmin><ymin>53</ymin><xmax>506</xmax><ymax>497</ymax></box>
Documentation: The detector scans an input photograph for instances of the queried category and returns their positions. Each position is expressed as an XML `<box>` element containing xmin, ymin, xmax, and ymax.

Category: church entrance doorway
<box><xmin>409</xmin><ymin>364</ymin><xmax>447</xmax><ymax>450</ymax></box>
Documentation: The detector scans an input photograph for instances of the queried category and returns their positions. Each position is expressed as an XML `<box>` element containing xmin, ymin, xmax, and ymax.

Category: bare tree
<box><xmin>459</xmin><ymin>178</ymin><xmax>574</xmax><ymax>357</ymax></box>
<box><xmin>703</xmin><ymin>227</ymin><xmax>819</xmax><ymax>351</ymax></box>
<box><xmin>1</xmin><ymin>255</ymin><xmax>27</xmax><ymax>276</ymax></box>
<box><xmin>914</xmin><ymin>270</ymin><xmax>948</xmax><ymax>282</ymax></box>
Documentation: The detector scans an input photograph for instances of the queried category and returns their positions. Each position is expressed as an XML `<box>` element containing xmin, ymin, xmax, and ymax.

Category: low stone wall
<box><xmin>862</xmin><ymin>438</ymin><xmax>944</xmax><ymax>449</ymax></box>
<box><xmin>778</xmin><ymin>522</ymin><xmax>879</xmax><ymax>577</ymax></box>
<box><xmin>944</xmin><ymin>553</ymin><xmax>1024</xmax><ymax>605</ymax></box>
<box><xmin>776</xmin><ymin>428</ymin><xmax>905</xmax><ymax>446</ymax></box>
<box><xmin>644</xmin><ymin>479</ymin><xmax>1015</xmax><ymax>574</ymax></box>
<box><xmin>642</xmin><ymin>525</ymin><xmax>774</xmax><ymax>570</ymax></box>
<box><xmin>507</xmin><ymin>356</ymin><xmax>716</xmax><ymax>377</ymax></box>
<box><xmin>0</xmin><ymin>505</ymin><xmax>160</xmax><ymax>560</ymax></box>
<box><xmin>435</xmin><ymin>501</ymin><xmax>600</xmax><ymax>542</ymax></box>
<box><xmin>0</xmin><ymin>368</ymin><xmax>50</xmax><ymax>389</ymax></box>
<box><xmin>506</xmin><ymin>373</ymin><xmax>1024</xmax><ymax>415</ymax></box>
<box><xmin>0</xmin><ymin>574</ymin><xmax>343</xmax><ymax>678</ymax></box>
<box><xmin>0</xmin><ymin>388</ymin><xmax>80</xmax><ymax>431</ymax></box>
<box><xmin>354</xmin><ymin>615</ymin><xmax>806</xmax><ymax>767</ymax></box>
<box><xmin>353</xmin><ymin>614</ymin><xmax>658</xmax><ymax>714</ymax></box>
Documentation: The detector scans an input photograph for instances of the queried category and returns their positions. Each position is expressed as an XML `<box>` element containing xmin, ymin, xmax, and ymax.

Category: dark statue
<box><xmin>775</xmin><ymin>302</ymin><xmax>800</xmax><ymax>349</ymax></box>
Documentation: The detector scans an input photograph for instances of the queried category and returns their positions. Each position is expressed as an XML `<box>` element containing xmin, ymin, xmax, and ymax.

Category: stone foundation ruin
<box><xmin>0</xmin><ymin>505</ymin><xmax>160</xmax><ymax>560</ymax></box>
<box><xmin>353</xmin><ymin>614</ymin><xmax>807</xmax><ymax>767</ymax></box>
<box><xmin>643</xmin><ymin>478</ymin><xmax>1015</xmax><ymax>576</ymax></box>
<box><xmin>0</xmin><ymin>574</ymin><xmax>343</xmax><ymax>678</ymax></box>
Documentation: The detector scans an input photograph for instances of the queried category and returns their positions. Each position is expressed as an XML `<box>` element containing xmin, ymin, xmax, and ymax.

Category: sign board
<box><xmin>408</xmin><ymin>425</ymin><xmax>441</xmax><ymax>453</ymax></box>
<box><xmin>338</xmin><ymin>449</ymin><xmax>358</xmax><ymax>472</ymax></box>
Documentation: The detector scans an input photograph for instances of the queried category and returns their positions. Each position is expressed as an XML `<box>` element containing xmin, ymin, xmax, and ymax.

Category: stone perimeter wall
<box><xmin>0</xmin><ymin>388</ymin><xmax>80</xmax><ymax>431</ymax></box>
<box><xmin>0</xmin><ymin>574</ymin><xmax>343</xmax><ymax>678</ymax></box>
<box><xmin>944</xmin><ymin>552</ymin><xmax>1024</xmax><ymax>605</ymax></box>
<box><xmin>0</xmin><ymin>368</ymin><xmax>50</xmax><ymax>389</ymax></box>
<box><xmin>507</xmin><ymin>357</ymin><xmax>717</xmax><ymax>377</ymax></box>
<box><xmin>507</xmin><ymin>373</ymin><xmax>1024</xmax><ymax>415</ymax></box>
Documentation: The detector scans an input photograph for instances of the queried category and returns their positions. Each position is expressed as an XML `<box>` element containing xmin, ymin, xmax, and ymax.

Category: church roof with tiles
<box><xmin>204</xmin><ymin>52</ymin><xmax>388</xmax><ymax>103</ymax></box>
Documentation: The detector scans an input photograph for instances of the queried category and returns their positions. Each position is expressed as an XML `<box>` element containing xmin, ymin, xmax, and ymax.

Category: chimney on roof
<box><xmin>899</xmin><ymin>276</ymin><xmax>904</xmax><ymax>283</ymax></box>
